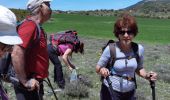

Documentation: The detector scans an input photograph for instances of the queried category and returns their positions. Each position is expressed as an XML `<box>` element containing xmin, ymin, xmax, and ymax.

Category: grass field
<box><xmin>44</xmin><ymin>13</ymin><xmax>170</xmax><ymax>44</ymax></box>
<box><xmin>3</xmin><ymin>14</ymin><xmax>170</xmax><ymax>100</ymax></box>
<box><xmin>44</xmin><ymin>14</ymin><xmax>170</xmax><ymax>100</ymax></box>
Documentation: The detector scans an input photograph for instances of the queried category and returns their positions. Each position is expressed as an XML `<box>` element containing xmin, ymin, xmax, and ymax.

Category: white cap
<box><xmin>0</xmin><ymin>5</ymin><xmax>23</xmax><ymax>45</ymax></box>
<box><xmin>27</xmin><ymin>0</ymin><xmax>52</xmax><ymax>12</ymax></box>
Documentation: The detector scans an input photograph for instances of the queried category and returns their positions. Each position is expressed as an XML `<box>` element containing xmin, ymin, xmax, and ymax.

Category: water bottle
<box><xmin>70</xmin><ymin>69</ymin><xmax>77</xmax><ymax>82</ymax></box>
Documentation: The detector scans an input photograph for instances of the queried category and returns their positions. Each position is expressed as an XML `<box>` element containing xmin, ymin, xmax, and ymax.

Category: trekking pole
<box><xmin>43</xmin><ymin>78</ymin><xmax>58</xmax><ymax>100</ymax></box>
<box><xmin>150</xmin><ymin>80</ymin><xmax>156</xmax><ymax>100</ymax></box>
<box><xmin>105</xmin><ymin>76</ymin><xmax>115</xmax><ymax>97</ymax></box>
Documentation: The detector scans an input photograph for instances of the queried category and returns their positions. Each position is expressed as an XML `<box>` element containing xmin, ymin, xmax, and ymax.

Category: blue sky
<box><xmin>0</xmin><ymin>0</ymin><xmax>142</xmax><ymax>11</ymax></box>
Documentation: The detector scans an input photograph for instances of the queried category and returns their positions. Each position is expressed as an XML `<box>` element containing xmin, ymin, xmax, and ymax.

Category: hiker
<box><xmin>0</xmin><ymin>5</ymin><xmax>22</xmax><ymax>58</ymax></box>
<box><xmin>11</xmin><ymin>0</ymin><xmax>52</xmax><ymax>99</ymax></box>
<box><xmin>96</xmin><ymin>13</ymin><xmax>157</xmax><ymax>100</ymax></box>
<box><xmin>0</xmin><ymin>5</ymin><xmax>22</xmax><ymax>100</ymax></box>
<box><xmin>48</xmin><ymin>30</ymin><xmax>84</xmax><ymax>89</ymax></box>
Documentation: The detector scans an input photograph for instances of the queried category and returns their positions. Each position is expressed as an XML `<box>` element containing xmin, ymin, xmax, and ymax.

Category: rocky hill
<box><xmin>124</xmin><ymin>0</ymin><xmax>170</xmax><ymax>18</ymax></box>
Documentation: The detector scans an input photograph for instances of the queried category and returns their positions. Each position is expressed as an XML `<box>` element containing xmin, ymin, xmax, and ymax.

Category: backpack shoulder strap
<box><xmin>131</xmin><ymin>42</ymin><xmax>139</xmax><ymax>64</ymax></box>
<box><xmin>131</xmin><ymin>42</ymin><xmax>139</xmax><ymax>89</ymax></box>
<box><xmin>17</xmin><ymin>19</ymin><xmax>41</xmax><ymax>44</ymax></box>
<box><xmin>109</xmin><ymin>43</ymin><xmax>116</xmax><ymax>61</ymax></box>
<box><xmin>100</xmin><ymin>41</ymin><xmax>116</xmax><ymax>81</ymax></box>
<box><xmin>1</xmin><ymin>53</ymin><xmax>11</xmax><ymax>75</ymax></box>
<box><xmin>106</xmin><ymin>42</ymin><xmax>116</xmax><ymax>69</ymax></box>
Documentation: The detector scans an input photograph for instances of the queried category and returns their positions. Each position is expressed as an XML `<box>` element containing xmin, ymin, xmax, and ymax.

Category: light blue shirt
<box><xmin>97</xmin><ymin>42</ymin><xmax>144</xmax><ymax>92</ymax></box>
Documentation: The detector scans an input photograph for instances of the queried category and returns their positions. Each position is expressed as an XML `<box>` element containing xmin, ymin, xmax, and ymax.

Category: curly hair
<box><xmin>113</xmin><ymin>13</ymin><xmax>138</xmax><ymax>38</ymax></box>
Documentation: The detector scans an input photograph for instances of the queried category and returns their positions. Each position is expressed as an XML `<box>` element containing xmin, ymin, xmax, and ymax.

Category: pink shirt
<box><xmin>58</xmin><ymin>44</ymin><xmax>74</xmax><ymax>56</ymax></box>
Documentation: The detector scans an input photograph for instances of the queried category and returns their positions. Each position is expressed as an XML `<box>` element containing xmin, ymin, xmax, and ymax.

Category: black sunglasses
<box><xmin>119</xmin><ymin>30</ymin><xmax>133</xmax><ymax>35</ymax></box>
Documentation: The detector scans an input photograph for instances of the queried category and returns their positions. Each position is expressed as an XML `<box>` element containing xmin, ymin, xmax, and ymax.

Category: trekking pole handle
<box><xmin>106</xmin><ymin>76</ymin><xmax>112</xmax><ymax>86</ymax></box>
<box><xmin>150</xmin><ymin>80</ymin><xmax>155</xmax><ymax>88</ymax></box>
<box><xmin>149</xmin><ymin>75</ymin><xmax>155</xmax><ymax>88</ymax></box>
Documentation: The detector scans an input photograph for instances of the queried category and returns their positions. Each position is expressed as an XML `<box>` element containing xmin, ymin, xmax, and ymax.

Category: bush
<box><xmin>64</xmin><ymin>81</ymin><xmax>89</xmax><ymax>98</ymax></box>
<box><xmin>77</xmin><ymin>74</ymin><xmax>93</xmax><ymax>88</ymax></box>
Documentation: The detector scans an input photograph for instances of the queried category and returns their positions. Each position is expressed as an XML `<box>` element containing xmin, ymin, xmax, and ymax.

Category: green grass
<box><xmin>43</xmin><ymin>13</ymin><xmax>170</xmax><ymax>44</ymax></box>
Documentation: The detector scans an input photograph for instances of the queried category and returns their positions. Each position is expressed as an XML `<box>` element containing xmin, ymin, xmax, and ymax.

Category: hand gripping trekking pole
<box><xmin>150</xmin><ymin>80</ymin><xmax>156</xmax><ymax>100</ymax></box>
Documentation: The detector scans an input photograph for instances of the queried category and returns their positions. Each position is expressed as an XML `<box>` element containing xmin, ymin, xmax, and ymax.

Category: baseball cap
<box><xmin>27</xmin><ymin>0</ymin><xmax>52</xmax><ymax>12</ymax></box>
<box><xmin>0</xmin><ymin>5</ymin><xmax>23</xmax><ymax>45</ymax></box>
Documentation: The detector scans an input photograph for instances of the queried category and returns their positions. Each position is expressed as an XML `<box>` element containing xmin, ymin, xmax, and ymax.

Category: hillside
<box><xmin>124</xmin><ymin>0</ymin><xmax>170</xmax><ymax>18</ymax></box>
<box><xmin>10</xmin><ymin>0</ymin><xmax>170</xmax><ymax>20</ymax></box>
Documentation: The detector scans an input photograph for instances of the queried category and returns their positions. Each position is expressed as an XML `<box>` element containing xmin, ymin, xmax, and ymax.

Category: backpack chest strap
<box><xmin>114</xmin><ymin>54</ymin><xmax>138</xmax><ymax>61</ymax></box>
<box><xmin>110</xmin><ymin>73</ymin><xmax>135</xmax><ymax>81</ymax></box>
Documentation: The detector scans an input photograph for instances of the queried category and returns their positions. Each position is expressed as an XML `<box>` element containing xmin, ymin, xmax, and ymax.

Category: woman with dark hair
<box><xmin>48</xmin><ymin>40</ymin><xmax>84</xmax><ymax>89</ymax></box>
<box><xmin>96</xmin><ymin>13</ymin><xmax>157</xmax><ymax>100</ymax></box>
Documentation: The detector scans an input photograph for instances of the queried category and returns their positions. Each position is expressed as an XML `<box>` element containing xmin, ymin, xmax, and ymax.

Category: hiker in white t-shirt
<box><xmin>96</xmin><ymin>13</ymin><xmax>157</xmax><ymax>100</ymax></box>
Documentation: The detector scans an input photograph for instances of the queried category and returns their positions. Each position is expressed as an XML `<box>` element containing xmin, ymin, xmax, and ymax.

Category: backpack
<box><xmin>100</xmin><ymin>40</ymin><xmax>139</xmax><ymax>88</ymax></box>
<box><xmin>49</xmin><ymin>30</ymin><xmax>80</xmax><ymax>51</ymax></box>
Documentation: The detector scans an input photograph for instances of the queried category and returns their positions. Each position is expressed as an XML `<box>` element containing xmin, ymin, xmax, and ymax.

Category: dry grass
<box><xmin>2</xmin><ymin>38</ymin><xmax>170</xmax><ymax>100</ymax></box>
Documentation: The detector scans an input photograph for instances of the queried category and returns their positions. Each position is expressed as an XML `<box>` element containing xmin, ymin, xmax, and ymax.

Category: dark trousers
<box><xmin>100</xmin><ymin>84</ymin><xmax>136</xmax><ymax>100</ymax></box>
<box><xmin>47</xmin><ymin>44</ymin><xmax>65</xmax><ymax>88</ymax></box>
<box><xmin>14</xmin><ymin>81</ymin><xmax>44</xmax><ymax>100</ymax></box>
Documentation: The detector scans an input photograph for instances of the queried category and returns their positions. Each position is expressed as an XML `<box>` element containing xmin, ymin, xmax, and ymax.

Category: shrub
<box><xmin>64</xmin><ymin>81</ymin><xmax>89</xmax><ymax>98</ymax></box>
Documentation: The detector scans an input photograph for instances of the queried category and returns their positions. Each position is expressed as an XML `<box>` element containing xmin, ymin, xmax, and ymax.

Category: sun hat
<box><xmin>27</xmin><ymin>0</ymin><xmax>52</xmax><ymax>12</ymax></box>
<box><xmin>0</xmin><ymin>5</ymin><xmax>23</xmax><ymax>45</ymax></box>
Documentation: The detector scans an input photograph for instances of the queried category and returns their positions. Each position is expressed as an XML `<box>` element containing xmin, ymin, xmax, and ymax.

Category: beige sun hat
<box><xmin>27</xmin><ymin>0</ymin><xmax>52</xmax><ymax>12</ymax></box>
<box><xmin>0</xmin><ymin>5</ymin><xmax>23</xmax><ymax>45</ymax></box>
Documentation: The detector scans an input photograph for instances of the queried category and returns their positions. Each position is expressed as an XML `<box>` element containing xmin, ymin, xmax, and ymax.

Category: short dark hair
<box><xmin>113</xmin><ymin>13</ymin><xmax>138</xmax><ymax>38</ymax></box>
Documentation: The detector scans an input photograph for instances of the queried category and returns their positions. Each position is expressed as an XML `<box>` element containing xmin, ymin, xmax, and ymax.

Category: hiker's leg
<box><xmin>100</xmin><ymin>84</ymin><xmax>121</xmax><ymax>100</ymax></box>
<box><xmin>122</xmin><ymin>89</ymin><xmax>136</xmax><ymax>100</ymax></box>
<box><xmin>38</xmin><ymin>81</ymin><xmax>44</xmax><ymax>100</ymax></box>
<box><xmin>47</xmin><ymin>44</ymin><xmax>65</xmax><ymax>88</ymax></box>
<box><xmin>108</xmin><ymin>88</ymin><xmax>122</xmax><ymax>100</ymax></box>
<box><xmin>100</xmin><ymin>84</ymin><xmax>112</xmax><ymax>100</ymax></box>
<box><xmin>14</xmin><ymin>85</ymin><xmax>42</xmax><ymax>100</ymax></box>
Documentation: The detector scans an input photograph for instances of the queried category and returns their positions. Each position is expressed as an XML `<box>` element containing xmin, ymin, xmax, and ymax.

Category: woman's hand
<box><xmin>145</xmin><ymin>71</ymin><xmax>157</xmax><ymax>81</ymax></box>
<box><xmin>99</xmin><ymin>67</ymin><xmax>110</xmax><ymax>78</ymax></box>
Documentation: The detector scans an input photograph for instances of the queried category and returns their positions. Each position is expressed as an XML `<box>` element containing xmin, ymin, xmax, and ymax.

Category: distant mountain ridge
<box><xmin>10</xmin><ymin>0</ymin><xmax>170</xmax><ymax>19</ymax></box>
<box><xmin>124</xmin><ymin>0</ymin><xmax>170</xmax><ymax>18</ymax></box>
